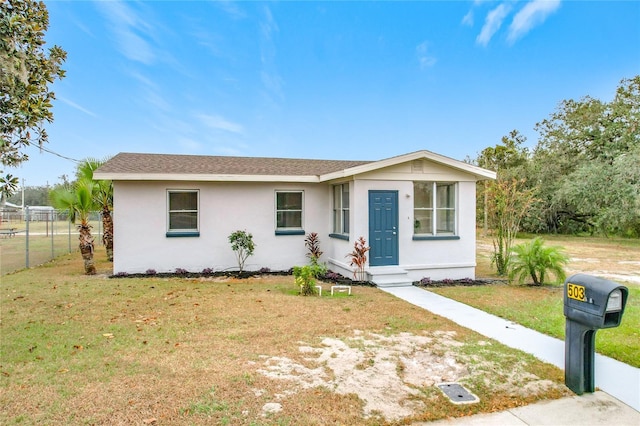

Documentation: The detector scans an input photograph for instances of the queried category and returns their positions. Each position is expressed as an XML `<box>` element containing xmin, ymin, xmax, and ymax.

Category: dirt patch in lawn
<box><xmin>254</xmin><ymin>329</ymin><xmax>567</xmax><ymax>422</ymax></box>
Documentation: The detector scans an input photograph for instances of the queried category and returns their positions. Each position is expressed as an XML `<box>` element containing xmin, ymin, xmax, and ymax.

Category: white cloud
<box><xmin>96</xmin><ymin>1</ymin><xmax>155</xmax><ymax>64</ymax></box>
<box><xmin>215</xmin><ymin>0</ymin><xmax>247</xmax><ymax>20</ymax></box>
<box><xmin>197</xmin><ymin>114</ymin><xmax>244</xmax><ymax>135</ymax></box>
<box><xmin>476</xmin><ymin>3</ymin><xmax>512</xmax><ymax>47</ymax></box>
<box><xmin>462</xmin><ymin>10</ymin><xmax>474</xmax><ymax>26</ymax></box>
<box><xmin>416</xmin><ymin>41</ymin><xmax>437</xmax><ymax>69</ymax></box>
<box><xmin>259</xmin><ymin>5</ymin><xmax>284</xmax><ymax>105</ymax></box>
<box><xmin>508</xmin><ymin>0</ymin><xmax>561</xmax><ymax>44</ymax></box>
<box><xmin>57</xmin><ymin>96</ymin><xmax>97</xmax><ymax>118</ymax></box>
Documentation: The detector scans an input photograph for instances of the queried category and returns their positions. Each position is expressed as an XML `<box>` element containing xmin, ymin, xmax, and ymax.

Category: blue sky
<box><xmin>11</xmin><ymin>0</ymin><xmax>640</xmax><ymax>186</ymax></box>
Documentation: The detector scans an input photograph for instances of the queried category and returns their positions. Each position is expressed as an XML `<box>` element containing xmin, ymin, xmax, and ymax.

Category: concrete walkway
<box><xmin>380</xmin><ymin>286</ymin><xmax>640</xmax><ymax>423</ymax></box>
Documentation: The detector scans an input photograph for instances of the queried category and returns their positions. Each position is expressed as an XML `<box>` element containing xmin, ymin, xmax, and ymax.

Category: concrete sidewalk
<box><xmin>380</xmin><ymin>286</ymin><xmax>640</xmax><ymax>423</ymax></box>
<box><xmin>420</xmin><ymin>391</ymin><xmax>639</xmax><ymax>425</ymax></box>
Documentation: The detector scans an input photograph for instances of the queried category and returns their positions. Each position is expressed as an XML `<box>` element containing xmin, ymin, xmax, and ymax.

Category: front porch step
<box><xmin>367</xmin><ymin>267</ymin><xmax>413</xmax><ymax>288</ymax></box>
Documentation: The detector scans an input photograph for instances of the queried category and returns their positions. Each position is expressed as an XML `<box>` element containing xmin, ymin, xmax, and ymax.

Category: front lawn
<box><xmin>1</xmin><ymin>252</ymin><xmax>569</xmax><ymax>425</ymax></box>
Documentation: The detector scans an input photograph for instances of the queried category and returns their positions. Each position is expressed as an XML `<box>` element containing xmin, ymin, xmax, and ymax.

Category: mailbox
<box><xmin>563</xmin><ymin>274</ymin><xmax>628</xmax><ymax>395</ymax></box>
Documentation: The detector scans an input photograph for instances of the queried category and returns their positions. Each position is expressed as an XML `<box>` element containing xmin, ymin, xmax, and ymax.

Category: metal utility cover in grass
<box><xmin>437</xmin><ymin>383</ymin><xmax>479</xmax><ymax>404</ymax></box>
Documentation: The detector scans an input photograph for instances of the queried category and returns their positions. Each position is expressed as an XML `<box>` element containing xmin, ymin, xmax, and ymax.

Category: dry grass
<box><xmin>1</xmin><ymin>251</ymin><xmax>569</xmax><ymax>425</ymax></box>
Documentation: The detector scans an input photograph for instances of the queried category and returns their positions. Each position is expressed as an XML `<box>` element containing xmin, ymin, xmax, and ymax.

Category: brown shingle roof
<box><xmin>96</xmin><ymin>152</ymin><xmax>372</xmax><ymax>177</ymax></box>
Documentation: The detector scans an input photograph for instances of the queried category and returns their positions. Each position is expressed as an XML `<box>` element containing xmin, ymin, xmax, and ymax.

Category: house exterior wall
<box><xmin>325</xmin><ymin>160</ymin><xmax>478</xmax><ymax>281</ymax></box>
<box><xmin>113</xmin><ymin>180</ymin><xmax>331</xmax><ymax>274</ymax></box>
<box><xmin>112</xmin><ymin>158</ymin><xmax>479</xmax><ymax>280</ymax></box>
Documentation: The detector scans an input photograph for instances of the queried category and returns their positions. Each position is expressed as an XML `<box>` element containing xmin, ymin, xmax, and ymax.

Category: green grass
<box><xmin>430</xmin><ymin>284</ymin><xmax>640</xmax><ymax>368</ymax></box>
<box><xmin>0</xmin><ymin>218</ymin><xmax>103</xmax><ymax>275</ymax></box>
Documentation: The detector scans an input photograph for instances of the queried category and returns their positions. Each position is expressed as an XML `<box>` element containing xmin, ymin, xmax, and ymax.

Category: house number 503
<box><xmin>567</xmin><ymin>283</ymin><xmax>586</xmax><ymax>302</ymax></box>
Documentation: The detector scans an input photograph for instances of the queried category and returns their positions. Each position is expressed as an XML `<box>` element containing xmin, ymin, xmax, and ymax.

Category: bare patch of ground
<box><xmin>254</xmin><ymin>329</ymin><xmax>566</xmax><ymax>422</ymax></box>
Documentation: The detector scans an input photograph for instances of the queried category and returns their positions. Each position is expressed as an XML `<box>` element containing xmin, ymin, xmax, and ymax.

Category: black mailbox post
<box><xmin>563</xmin><ymin>273</ymin><xmax>628</xmax><ymax>395</ymax></box>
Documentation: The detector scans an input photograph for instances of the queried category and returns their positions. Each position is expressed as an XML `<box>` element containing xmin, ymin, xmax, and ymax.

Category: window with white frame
<box><xmin>275</xmin><ymin>191</ymin><xmax>303</xmax><ymax>231</ymax></box>
<box><xmin>167</xmin><ymin>190</ymin><xmax>199</xmax><ymax>234</ymax></box>
<box><xmin>333</xmin><ymin>183</ymin><xmax>349</xmax><ymax>235</ymax></box>
<box><xmin>413</xmin><ymin>182</ymin><xmax>456</xmax><ymax>236</ymax></box>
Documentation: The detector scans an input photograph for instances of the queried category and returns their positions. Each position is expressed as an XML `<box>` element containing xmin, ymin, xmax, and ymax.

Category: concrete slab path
<box><xmin>380</xmin><ymin>286</ymin><xmax>640</xmax><ymax>418</ymax></box>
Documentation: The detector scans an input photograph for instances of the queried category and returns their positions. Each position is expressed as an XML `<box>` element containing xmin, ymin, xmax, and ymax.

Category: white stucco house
<box><xmin>94</xmin><ymin>150</ymin><xmax>495</xmax><ymax>286</ymax></box>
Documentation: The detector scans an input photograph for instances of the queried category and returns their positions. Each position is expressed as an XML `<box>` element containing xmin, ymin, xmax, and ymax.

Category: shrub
<box><xmin>145</xmin><ymin>269</ymin><xmax>157</xmax><ymax>275</ymax></box>
<box><xmin>508</xmin><ymin>237</ymin><xmax>569</xmax><ymax>286</ymax></box>
<box><xmin>293</xmin><ymin>263</ymin><xmax>327</xmax><ymax>296</ymax></box>
<box><xmin>201</xmin><ymin>268</ymin><xmax>214</xmax><ymax>274</ymax></box>
<box><xmin>419</xmin><ymin>277</ymin><xmax>432</xmax><ymax>286</ymax></box>
<box><xmin>228</xmin><ymin>230</ymin><xmax>256</xmax><ymax>273</ymax></box>
<box><xmin>325</xmin><ymin>271</ymin><xmax>342</xmax><ymax>282</ymax></box>
<box><xmin>175</xmin><ymin>268</ymin><xmax>188</xmax><ymax>275</ymax></box>
<box><xmin>259</xmin><ymin>267</ymin><xmax>271</xmax><ymax>274</ymax></box>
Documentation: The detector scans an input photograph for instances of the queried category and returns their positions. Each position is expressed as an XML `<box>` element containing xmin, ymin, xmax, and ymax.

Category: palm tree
<box><xmin>77</xmin><ymin>158</ymin><xmax>113</xmax><ymax>261</ymax></box>
<box><xmin>50</xmin><ymin>179</ymin><xmax>97</xmax><ymax>275</ymax></box>
<box><xmin>508</xmin><ymin>237</ymin><xmax>569</xmax><ymax>286</ymax></box>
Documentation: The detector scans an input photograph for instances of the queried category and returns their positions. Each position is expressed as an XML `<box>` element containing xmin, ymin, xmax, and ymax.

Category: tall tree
<box><xmin>76</xmin><ymin>158</ymin><xmax>114</xmax><ymax>261</ymax></box>
<box><xmin>1</xmin><ymin>0</ymin><xmax>66</xmax><ymax>194</ymax></box>
<box><xmin>475</xmin><ymin>130</ymin><xmax>529</xmax><ymax>235</ymax></box>
<box><xmin>487</xmin><ymin>178</ymin><xmax>535</xmax><ymax>276</ymax></box>
<box><xmin>528</xmin><ymin>76</ymin><xmax>640</xmax><ymax>235</ymax></box>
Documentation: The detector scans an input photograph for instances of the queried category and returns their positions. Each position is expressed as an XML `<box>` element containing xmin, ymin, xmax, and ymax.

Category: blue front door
<box><xmin>369</xmin><ymin>191</ymin><xmax>399</xmax><ymax>266</ymax></box>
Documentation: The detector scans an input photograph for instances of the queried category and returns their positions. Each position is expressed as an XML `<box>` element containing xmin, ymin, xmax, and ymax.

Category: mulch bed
<box><xmin>109</xmin><ymin>269</ymin><xmax>378</xmax><ymax>287</ymax></box>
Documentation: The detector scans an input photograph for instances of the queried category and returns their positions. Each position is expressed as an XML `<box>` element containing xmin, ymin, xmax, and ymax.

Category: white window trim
<box><xmin>413</xmin><ymin>182</ymin><xmax>457</xmax><ymax>237</ymax></box>
<box><xmin>275</xmin><ymin>190</ymin><xmax>304</xmax><ymax>234</ymax></box>
<box><xmin>167</xmin><ymin>189</ymin><xmax>200</xmax><ymax>235</ymax></box>
<box><xmin>332</xmin><ymin>183</ymin><xmax>349</xmax><ymax>236</ymax></box>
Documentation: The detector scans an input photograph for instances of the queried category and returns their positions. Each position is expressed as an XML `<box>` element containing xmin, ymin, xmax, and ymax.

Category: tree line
<box><xmin>474</xmin><ymin>76</ymin><xmax>639</xmax><ymax>239</ymax></box>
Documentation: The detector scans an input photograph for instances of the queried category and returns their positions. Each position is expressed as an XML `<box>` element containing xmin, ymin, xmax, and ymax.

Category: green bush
<box><xmin>508</xmin><ymin>237</ymin><xmax>569</xmax><ymax>286</ymax></box>
<box><xmin>293</xmin><ymin>263</ymin><xmax>327</xmax><ymax>296</ymax></box>
<box><xmin>228</xmin><ymin>230</ymin><xmax>255</xmax><ymax>273</ymax></box>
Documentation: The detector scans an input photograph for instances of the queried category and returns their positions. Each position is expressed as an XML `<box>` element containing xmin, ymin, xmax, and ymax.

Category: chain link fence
<box><xmin>0</xmin><ymin>207</ymin><xmax>102</xmax><ymax>275</ymax></box>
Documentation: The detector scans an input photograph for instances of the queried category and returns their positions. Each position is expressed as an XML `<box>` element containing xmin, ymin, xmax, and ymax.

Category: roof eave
<box><xmin>93</xmin><ymin>172</ymin><xmax>321</xmax><ymax>183</ymax></box>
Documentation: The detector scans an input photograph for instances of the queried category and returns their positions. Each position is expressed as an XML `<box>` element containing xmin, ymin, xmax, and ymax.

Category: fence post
<box><xmin>25</xmin><ymin>206</ymin><xmax>30</xmax><ymax>269</ymax></box>
<box><xmin>51</xmin><ymin>210</ymin><xmax>54</xmax><ymax>259</ymax></box>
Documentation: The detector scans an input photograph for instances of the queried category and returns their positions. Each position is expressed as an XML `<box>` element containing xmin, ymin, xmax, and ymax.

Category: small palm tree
<box><xmin>77</xmin><ymin>158</ymin><xmax>114</xmax><ymax>261</ymax></box>
<box><xmin>50</xmin><ymin>179</ymin><xmax>97</xmax><ymax>275</ymax></box>
<box><xmin>508</xmin><ymin>237</ymin><xmax>569</xmax><ymax>286</ymax></box>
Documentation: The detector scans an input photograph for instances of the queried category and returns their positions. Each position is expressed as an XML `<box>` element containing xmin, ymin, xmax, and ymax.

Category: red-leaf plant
<box><xmin>304</xmin><ymin>232</ymin><xmax>323</xmax><ymax>264</ymax></box>
<box><xmin>346</xmin><ymin>236</ymin><xmax>370</xmax><ymax>282</ymax></box>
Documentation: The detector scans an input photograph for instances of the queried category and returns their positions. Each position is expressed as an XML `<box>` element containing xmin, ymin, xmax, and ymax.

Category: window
<box><xmin>275</xmin><ymin>191</ymin><xmax>303</xmax><ymax>234</ymax></box>
<box><xmin>332</xmin><ymin>184</ymin><xmax>349</xmax><ymax>235</ymax></box>
<box><xmin>414</xmin><ymin>182</ymin><xmax>456</xmax><ymax>237</ymax></box>
<box><xmin>167</xmin><ymin>190</ymin><xmax>199</xmax><ymax>236</ymax></box>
